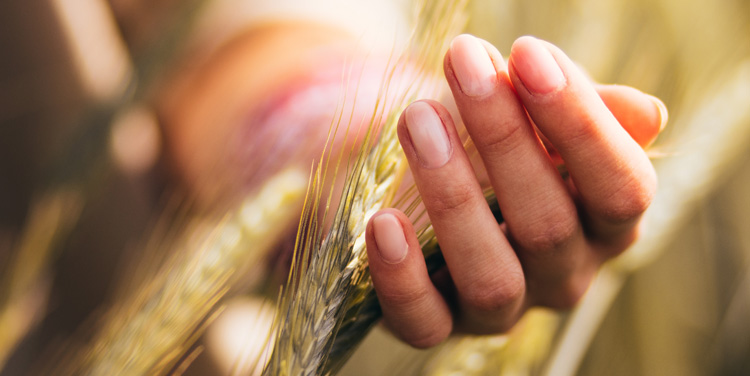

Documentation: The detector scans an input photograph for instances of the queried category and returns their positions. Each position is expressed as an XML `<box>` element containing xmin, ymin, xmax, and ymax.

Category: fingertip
<box><xmin>648</xmin><ymin>94</ymin><xmax>669</xmax><ymax>133</ymax></box>
<box><xmin>366</xmin><ymin>209</ymin><xmax>454</xmax><ymax>348</ymax></box>
<box><xmin>369</xmin><ymin>211</ymin><xmax>409</xmax><ymax>264</ymax></box>
<box><xmin>509</xmin><ymin>36</ymin><xmax>566</xmax><ymax>95</ymax></box>
<box><xmin>510</xmin><ymin>35</ymin><xmax>536</xmax><ymax>51</ymax></box>
<box><xmin>477</xmin><ymin>38</ymin><xmax>506</xmax><ymax>69</ymax></box>
<box><xmin>597</xmin><ymin>85</ymin><xmax>668</xmax><ymax>148</ymax></box>
<box><xmin>366</xmin><ymin>209</ymin><xmax>418</xmax><ymax>270</ymax></box>
<box><xmin>398</xmin><ymin>100</ymin><xmax>461</xmax><ymax>171</ymax></box>
<box><xmin>447</xmin><ymin>34</ymin><xmax>499</xmax><ymax>97</ymax></box>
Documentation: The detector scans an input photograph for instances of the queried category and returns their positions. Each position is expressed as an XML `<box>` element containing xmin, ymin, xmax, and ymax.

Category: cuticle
<box><xmin>427</xmin><ymin>102</ymin><xmax>453</xmax><ymax>169</ymax></box>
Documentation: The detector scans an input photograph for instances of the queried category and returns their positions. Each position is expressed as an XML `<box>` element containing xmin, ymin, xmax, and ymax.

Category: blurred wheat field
<box><xmin>1</xmin><ymin>0</ymin><xmax>750</xmax><ymax>375</ymax></box>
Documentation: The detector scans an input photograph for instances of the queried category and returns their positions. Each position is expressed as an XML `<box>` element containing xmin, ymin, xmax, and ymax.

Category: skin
<box><xmin>161</xmin><ymin>24</ymin><xmax>666</xmax><ymax>349</ymax></box>
<box><xmin>365</xmin><ymin>35</ymin><xmax>666</xmax><ymax>348</ymax></box>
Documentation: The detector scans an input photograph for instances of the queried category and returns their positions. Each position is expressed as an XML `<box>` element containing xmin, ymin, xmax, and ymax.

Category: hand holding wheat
<box><xmin>366</xmin><ymin>35</ymin><xmax>667</xmax><ymax>347</ymax></box>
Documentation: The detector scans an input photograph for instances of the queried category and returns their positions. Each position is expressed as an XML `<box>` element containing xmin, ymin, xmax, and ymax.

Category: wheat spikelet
<box><xmin>56</xmin><ymin>168</ymin><xmax>306</xmax><ymax>375</ymax></box>
<box><xmin>263</xmin><ymin>1</ymin><xmax>468</xmax><ymax>375</ymax></box>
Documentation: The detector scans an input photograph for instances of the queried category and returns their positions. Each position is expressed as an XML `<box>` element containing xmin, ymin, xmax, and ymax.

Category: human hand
<box><xmin>365</xmin><ymin>35</ymin><xmax>666</xmax><ymax>347</ymax></box>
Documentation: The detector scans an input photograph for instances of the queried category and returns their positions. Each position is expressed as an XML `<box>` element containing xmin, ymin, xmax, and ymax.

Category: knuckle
<box><xmin>463</xmin><ymin>272</ymin><xmax>525</xmax><ymax>313</ymax></box>
<box><xmin>426</xmin><ymin>182</ymin><xmax>478</xmax><ymax>217</ymax></box>
<box><xmin>513</xmin><ymin>214</ymin><xmax>579</xmax><ymax>253</ymax></box>
<box><xmin>560</xmin><ymin>118</ymin><xmax>601</xmax><ymax>150</ymax></box>
<box><xmin>401</xmin><ymin>324</ymin><xmax>451</xmax><ymax>349</ymax></box>
<box><xmin>600</xmin><ymin>169</ymin><xmax>657</xmax><ymax>223</ymax></box>
<box><xmin>378</xmin><ymin>284</ymin><xmax>431</xmax><ymax>309</ymax></box>
<box><xmin>473</xmin><ymin>119</ymin><xmax>527</xmax><ymax>157</ymax></box>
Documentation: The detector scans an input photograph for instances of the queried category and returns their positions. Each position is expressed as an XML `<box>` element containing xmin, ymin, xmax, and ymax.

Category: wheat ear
<box><xmin>263</xmin><ymin>1</ymin><xmax>468</xmax><ymax>375</ymax></box>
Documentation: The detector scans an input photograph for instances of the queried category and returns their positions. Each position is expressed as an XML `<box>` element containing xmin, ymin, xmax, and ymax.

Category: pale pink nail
<box><xmin>512</xmin><ymin>36</ymin><xmax>565</xmax><ymax>94</ymax></box>
<box><xmin>405</xmin><ymin>101</ymin><xmax>451</xmax><ymax>168</ymax></box>
<box><xmin>449</xmin><ymin>34</ymin><xmax>498</xmax><ymax>97</ymax></box>
<box><xmin>372</xmin><ymin>214</ymin><xmax>408</xmax><ymax>264</ymax></box>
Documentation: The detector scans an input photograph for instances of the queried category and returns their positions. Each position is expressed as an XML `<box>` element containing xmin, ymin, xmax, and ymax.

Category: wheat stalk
<box><xmin>421</xmin><ymin>309</ymin><xmax>561</xmax><ymax>376</ymax></box>
<box><xmin>55</xmin><ymin>168</ymin><xmax>306</xmax><ymax>376</ymax></box>
<box><xmin>0</xmin><ymin>189</ymin><xmax>82</xmax><ymax>369</ymax></box>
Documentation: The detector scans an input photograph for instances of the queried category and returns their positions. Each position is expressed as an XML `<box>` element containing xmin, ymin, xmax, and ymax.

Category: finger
<box><xmin>537</xmin><ymin>85</ymin><xmax>668</xmax><ymax>166</ymax></box>
<box><xmin>398</xmin><ymin>100</ymin><xmax>525</xmax><ymax>333</ymax></box>
<box><xmin>508</xmin><ymin>36</ymin><xmax>657</xmax><ymax>239</ymax></box>
<box><xmin>596</xmin><ymin>84</ymin><xmax>668</xmax><ymax>148</ymax></box>
<box><xmin>366</xmin><ymin>210</ymin><xmax>452</xmax><ymax>348</ymax></box>
<box><xmin>563</xmin><ymin>61</ymin><xmax>667</xmax><ymax>148</ymax></box>
<box><xmin>444</xmin><ymin>34</ymin><xmax>589</xmax><ymax>308</ymax></box>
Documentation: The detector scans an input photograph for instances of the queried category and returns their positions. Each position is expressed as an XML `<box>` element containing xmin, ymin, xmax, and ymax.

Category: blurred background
<box><xmin>1</xmin><ymin>0</ymin><xmax>749</xmax><ymax>375</ymax></box>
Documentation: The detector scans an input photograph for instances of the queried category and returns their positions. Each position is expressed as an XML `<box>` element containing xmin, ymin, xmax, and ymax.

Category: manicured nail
<box><xmin>512</xmin><ymin>37</ymin><xmax>565</xmax><ymax>94</ymax></box>
<box><xmin>449</xmin><ymin>34</ymin><xmax>498</xmax><ymax>97</ymax></box>
<box><xmin>404</xmin><ymin>101</ymin><xmax>451</xmax><ymax>168</ymax></box>
<box><xmin>372</xmin><ymin>214</ymin><xmax>408</xmax><ymax>264</ymax></box>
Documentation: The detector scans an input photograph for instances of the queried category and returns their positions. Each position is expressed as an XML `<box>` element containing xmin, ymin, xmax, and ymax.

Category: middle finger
<box><xmin>445</xmin><ymin>35</ymin><xmax>591</xmax><ymax>308</ymax></box>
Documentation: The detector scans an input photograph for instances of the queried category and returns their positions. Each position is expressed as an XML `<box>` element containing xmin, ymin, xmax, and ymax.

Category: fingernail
<box><xmin>372</xmin><ymin>214</ymin><xmax>408</xmax><ymax>264</ymax></box>
<box><xmin>648</xmin><ymin>94</ymin><xmax>669</xmax><ymax>132</ymax></box>
<box><xmin>449</xmin><ymin>34</ymin><xmax>498</xmax><ymax>97</ymax></box>
<box><xmin>512</xmin><ymin>37</ymin><xmax>565</xmax><ymax>94</ymax></box>
<box><xmin>405</xmin><ymin>101</ymin><xmax>451</xmax><ymax>168</ymax></box>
